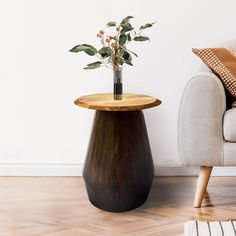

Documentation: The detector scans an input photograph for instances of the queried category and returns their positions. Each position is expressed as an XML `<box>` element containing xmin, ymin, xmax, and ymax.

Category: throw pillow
<box><xmin>192</xmin><ymin>48</ymin><xmax>236</xmax><ymax>101</ymax></box>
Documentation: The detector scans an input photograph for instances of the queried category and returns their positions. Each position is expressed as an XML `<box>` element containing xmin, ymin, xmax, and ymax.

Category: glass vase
<box><xmin>113</xmin><ymin>65</ymin><xmax>123</xmax><ymax>100</ymax></box>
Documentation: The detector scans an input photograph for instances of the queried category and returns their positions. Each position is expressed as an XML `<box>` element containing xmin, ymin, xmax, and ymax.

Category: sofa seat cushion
<box><xmin>224</xmin><ymin>109</ymin><xmax>236</xmax><ymax>142</ymax></box>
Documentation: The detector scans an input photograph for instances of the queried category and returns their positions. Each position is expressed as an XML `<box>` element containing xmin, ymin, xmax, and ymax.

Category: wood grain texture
<box><xmin>0</xmin><ymin>177</ymin><xmax>235</xmax><ymax>236</ymax></box>
<box><xmin>83</xmin><ymin>110</ymin><xmax>154</xmax><ymax>212</ymax></box>
<box><xmin>74</xmin><ymin>93</ymin><xmax>161</xmax><ymax>111</ymax></box>
<box><xmin>194</xmin><ymin>166</ymin><xmax>213</xmax><ymax>208</ymax></box>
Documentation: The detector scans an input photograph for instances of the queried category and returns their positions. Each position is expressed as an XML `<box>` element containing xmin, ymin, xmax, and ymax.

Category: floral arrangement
<box><xmin>69</xmin><ymin>16</ymin><xmax>155</xmax><ymax>70</ymax></box>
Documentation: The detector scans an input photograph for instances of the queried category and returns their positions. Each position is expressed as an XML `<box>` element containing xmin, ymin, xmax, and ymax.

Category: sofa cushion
<box><xmin>224</xmin><ymin>108</ymin><xmax>236</xmax><ymax>142</ymax></box>
<box><xmin>192</xmin><ymin>48</ymin><xmax>236</xmax><ymax>102</ymax></box>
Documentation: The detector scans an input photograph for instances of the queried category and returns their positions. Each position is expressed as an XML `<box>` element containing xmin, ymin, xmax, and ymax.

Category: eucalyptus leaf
<box><xmin>119</xmin><ymin>34</ymin><xmax>127</xmax><ymax>46</ymax></box>
<box><xmin>83</xmin><ymin>61</ymin><xmax>102</xmax><ymax>69</ymax></box>
<box><xmin>122</xmin><ymin>51</ymin><xmax>133</xmax><ymax>66</ymax></box>
<box><xmin>122</xmin><ymin>51</ymin><xmax>131</xmax><ymax>60</ymax></box>
<box><xmin>69</xmin><ymin>44</ymin><xmax>97</xmax><ymax>56</ymax></box>
<box><xmin>121</xmin><ymin>16</ymin><xmax>134</xmax><ymax>24</ymax></box>
<box><xmin>139</xmin><ymin>22</ymin><xmax>156</xmax><ymax>30</ymax></box>
<box><xmin>133</xmin><ymin>36</ymin><xmax>150</xmax><ymax>42</ymax></box>
<box><xmin>127</xmin><ymin>33</ymin><xmax>131</xmax><ymax>41</ymax></box>
<box><xmin>127</xmin><ymin>49</ymin><xmax>138</xmax><ymax>57</ymax></box>
<box><xmin>98</xmin><ymin>47</ymin><xmax>113</xmax><ymax>58</ymax></box>
<box><xmin>120</xmin><ymin>22</ymin><xmax>134</xmax><ymax>35</ymax></box>
<box><xmin>106</xmin><ymin>21</ymin><xmax>117</xmax><ymax>27</ymax></box>
<box><xmin>125</xmin><ymin>60</ymin><xmax>133</xmax><ymax>66</ymax></box>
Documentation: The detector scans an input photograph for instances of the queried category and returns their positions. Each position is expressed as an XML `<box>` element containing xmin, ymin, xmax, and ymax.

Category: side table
<box><xmin>74</xmin><ymin>93</ymin><xmax>161</xmax><ymax>212</ymax></box>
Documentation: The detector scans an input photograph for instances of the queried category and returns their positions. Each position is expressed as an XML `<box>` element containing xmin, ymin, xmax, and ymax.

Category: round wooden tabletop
<box><xmin>74</xmin><ymin>93</ymin><xmax>161</xmax><ymax>111</ymax></box>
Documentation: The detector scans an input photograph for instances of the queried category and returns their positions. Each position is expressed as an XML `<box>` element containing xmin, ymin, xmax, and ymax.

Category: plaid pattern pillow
<box><xmin>192</xmin><ymin>48</ymin><xmax>236</xmax><ymax>105</ymax></box>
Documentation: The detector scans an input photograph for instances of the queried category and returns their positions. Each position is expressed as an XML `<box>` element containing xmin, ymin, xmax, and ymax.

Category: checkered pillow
<box><xmin>192</xmin><ymin>48</ymin><xmax>236</xmax><ymax>103</ymax></box>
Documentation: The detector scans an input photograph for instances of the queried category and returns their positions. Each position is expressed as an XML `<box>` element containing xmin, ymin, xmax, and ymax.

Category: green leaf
<box><xmin>119</xmin><ymin>34</ymin><xmax>127</xmax><ymax>45</ymax></box>
<box><xmin>83</xmin><ymin>61</ymin><xmax>102</xmax><ymax>70</ymax></box>
<box><xmin>133</xmin><ymin>36</ymin><xmax>150</xmax><ymax>42</ymax></box>
<box><xmin>127</xmin><ymin>33</ymin><xmax>131</xmax><ymax>41</ymax></box>
<box><xmin>122</xmin><ymin>51</ymin><xmax>131</xmax><ymax>60</ymax></box>
<box><xmin>139</xmin><ymin>22</ymin><xmax>156</xmax><ymax>30</ymax></box>
<box><xmin>98</xmin><ymin>47</ymin><xmax>113</xmax><ymax>58</ymax></box>
<box><xmin>125</xmin><ymin>60</ymin><xmax>133</xmax><ymax>66</ymax></box>
<box><xmin>120</xmin><ymin>22</ymin><xmax>134</xmax><ymax>35</ymax></box>
<box><xmin>122</xmin><ymin>51</ymin><xmax>133</xmax><ymax>66</ymax></box>
<box><xmin>127</xmin><ymin>49</ymin><xmax>138</xmax><ymax>57</ymax></box>
<box><xmin>69</xmin><ymin>44</ymin><xmax>97</xmax><ymax>56</ymax></box>
<box><xmin>106</xmin><ymin>21</ymin><xmax>117</xmax><ymax>27</ymax></box>
<box><xmin>121</xmin><ymin>16</ymin><xmax>134</xmax><ymax>24</ymax></box>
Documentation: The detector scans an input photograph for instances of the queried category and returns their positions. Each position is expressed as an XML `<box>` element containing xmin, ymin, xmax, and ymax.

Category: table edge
<box><xmin>74</xmin><ymin>94</ymin><xmax>161</xmax><ymax>111</ymax></box>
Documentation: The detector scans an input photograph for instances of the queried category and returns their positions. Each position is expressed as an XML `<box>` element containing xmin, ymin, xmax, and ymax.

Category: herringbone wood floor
<box><xmin>0</xmin><ymin>177</ymin><xmax>235</xmax><ymax>236</ymax></box>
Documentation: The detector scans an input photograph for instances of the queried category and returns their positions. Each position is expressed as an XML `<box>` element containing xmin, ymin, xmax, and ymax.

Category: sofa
<box><xmin>178</xmin><ymin>40</ymin><xmax>236</xmax><ymax>207</ymax></box>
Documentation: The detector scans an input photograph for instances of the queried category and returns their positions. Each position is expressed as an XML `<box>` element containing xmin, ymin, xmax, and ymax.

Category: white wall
<box><xmin>0</xmin><ymin>0</ymin><xmax>236</xmax><ymax>175</ymax></box>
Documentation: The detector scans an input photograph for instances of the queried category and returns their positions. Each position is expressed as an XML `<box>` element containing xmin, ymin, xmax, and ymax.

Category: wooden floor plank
<box><xmin>0</xmin><ymin>177</ymin><xmax>235</xmax><ymax>235</ymax></box>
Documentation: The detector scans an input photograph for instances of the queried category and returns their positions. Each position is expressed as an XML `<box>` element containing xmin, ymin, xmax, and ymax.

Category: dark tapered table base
<box><xmin>83</xmin><ymin>111</ymin><xmax>154</xmax><ymax>212</ymax></box>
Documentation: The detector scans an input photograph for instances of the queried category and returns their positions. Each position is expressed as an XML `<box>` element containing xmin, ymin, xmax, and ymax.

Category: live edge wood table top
<box><xmin>74</xmin><ymin>93</ymin><xmax>161</xmax><ymax>111</ymax></box>
<box><xmin>74</xmin><ymin>93</ymin><xmax>161</xmax><ymax>212</ymax></box>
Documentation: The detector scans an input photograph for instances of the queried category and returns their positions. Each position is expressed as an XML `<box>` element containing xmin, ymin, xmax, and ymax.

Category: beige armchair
<box><xmin>178</xmin><ymin>40</ymin><xmax>236</xmax><ymax>207</ymax></box>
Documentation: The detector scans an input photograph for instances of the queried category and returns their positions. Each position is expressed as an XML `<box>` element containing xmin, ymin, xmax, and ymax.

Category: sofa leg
<box><xmin>194</xmin><ymin>166</ymin><xmax>213</xmax><ymax>208</ymax></box>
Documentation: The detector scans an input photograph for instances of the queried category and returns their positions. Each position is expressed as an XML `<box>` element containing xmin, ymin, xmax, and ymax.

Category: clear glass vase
<box><xmin>113</xmin><ymin>65</ymin><xmax>123</xmax><ymax>100</ymax></box>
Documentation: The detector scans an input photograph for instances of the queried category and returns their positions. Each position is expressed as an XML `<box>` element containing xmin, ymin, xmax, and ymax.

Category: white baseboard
<box><xmin>0</xmin><ymin>163</ymin><xmax>83</xmax><ymax>176</ymax></box>
<box><xmin>0</xmin><ymin>163</ymin><xmax>236</xmax><ymax>176</ymax></box>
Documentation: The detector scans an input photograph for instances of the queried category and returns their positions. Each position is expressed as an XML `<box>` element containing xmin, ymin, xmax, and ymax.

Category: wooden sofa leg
<box><xmin>194</xmin><ymin>166</ymin><xmax>213</xmax><ymax>208</ymax></box>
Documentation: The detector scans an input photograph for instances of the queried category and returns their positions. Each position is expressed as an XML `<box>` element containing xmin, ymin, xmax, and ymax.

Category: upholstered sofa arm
<box><xmin>178</xmin><ymin>72</ymin><xmax>226</xmax><ymax>166</ymax></box>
